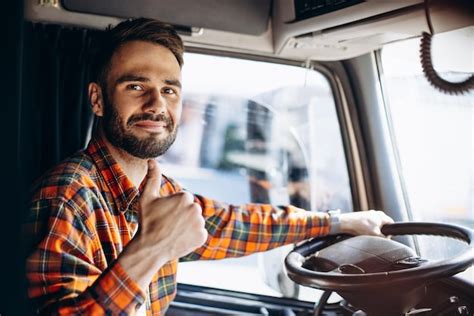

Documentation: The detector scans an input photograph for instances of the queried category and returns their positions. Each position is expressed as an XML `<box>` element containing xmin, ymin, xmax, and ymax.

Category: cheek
<box><xmin>112</xmin><ymin>89</ymin><xmax>141</xmax><ymax>111</ymax></box>
<box><xmin>105</xmin><ymin>104</ymin><xmax>131</xmax><ymax>128</ymax></box>
<box><xmin>170</xmin><ymin>103</ymin><xmax>183</xmax><ymax>126</ymax></box>
<box><xmin>111</xmin><ymin>101</ymin><xmax>138</xmax><ymax>126</ymax></box>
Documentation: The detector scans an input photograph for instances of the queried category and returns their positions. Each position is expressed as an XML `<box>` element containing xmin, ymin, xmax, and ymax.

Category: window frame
<box><xmin>340</xmin><ymin>51</ymin><xmax>411</xmax><ymax>223</ymax></box>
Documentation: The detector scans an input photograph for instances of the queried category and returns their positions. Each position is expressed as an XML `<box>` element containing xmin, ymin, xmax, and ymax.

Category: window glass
<box><xmin>160</xmin><ymin>53</ymin><xmax>351</xmax><ymax>298</ymax></box>
<box><xmin>380</xmin><ymin>27</ymin><xmax>473</xmax><ymax>278</ymax></box>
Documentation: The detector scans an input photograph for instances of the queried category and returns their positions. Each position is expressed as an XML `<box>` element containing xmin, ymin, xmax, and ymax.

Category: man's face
<box><xmin>98</xmin><ymin>40</ymin><xmax>182</xmax><ymax>159</ymax></box>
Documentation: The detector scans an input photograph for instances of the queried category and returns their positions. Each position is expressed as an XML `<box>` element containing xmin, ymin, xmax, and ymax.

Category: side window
<box><xmin>380</xmin><ymin>28</ymin><xmax>473</xmax><ymax>276</ymax></box>
<box><xmin>160</xmin><ymin>53</ymin><xmax>352</xmax><ymax>298</ymax></box>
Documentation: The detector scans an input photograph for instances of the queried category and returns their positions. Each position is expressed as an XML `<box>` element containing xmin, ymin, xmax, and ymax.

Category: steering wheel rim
<box><xmin>285</xmin><ymin>222</ymin><xmax>474</xmax><ymax>291</ymax></box>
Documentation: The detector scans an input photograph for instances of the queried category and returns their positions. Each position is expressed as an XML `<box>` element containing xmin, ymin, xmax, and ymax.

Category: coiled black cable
<box><xmin>420</xmin><ymin>0</ymin><xmax>474</xmax><ymax>95</ymax></box>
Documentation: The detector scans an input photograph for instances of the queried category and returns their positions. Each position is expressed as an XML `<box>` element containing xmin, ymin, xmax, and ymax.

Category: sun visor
<box><xmin>60</xmin><ymin>0</ymin><xmax>271</xmax><ymax>35</ymax></box>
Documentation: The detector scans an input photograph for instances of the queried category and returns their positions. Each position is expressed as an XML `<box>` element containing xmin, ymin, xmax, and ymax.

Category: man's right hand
<box><xmin>118</xmin><ymin>159</ymin><xmax>208</xmax><ymax>291</ymax></box>
<box><xmin>136</xmin><ymin>159</ymin><xmax>208</xmax><ymax>260</ymax></box>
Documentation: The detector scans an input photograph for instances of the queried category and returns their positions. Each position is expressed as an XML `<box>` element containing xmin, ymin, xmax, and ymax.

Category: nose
<box><xmin>143</xmin><ymin>89</ymin><xmax>166</xmax><ymax>114</ymax></box>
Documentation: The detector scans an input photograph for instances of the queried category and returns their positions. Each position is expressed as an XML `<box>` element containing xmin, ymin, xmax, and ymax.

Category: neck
<box><xmin>98</xmin><ymin>129</ymin><xmax>149</xmax><ymax>188</ymax></box>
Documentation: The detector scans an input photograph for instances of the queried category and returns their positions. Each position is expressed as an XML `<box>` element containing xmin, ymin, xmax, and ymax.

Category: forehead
<box><xmin>107</xmin><ymin>40</ymin><xmax>182</xmax><ymax>81</ymax></box>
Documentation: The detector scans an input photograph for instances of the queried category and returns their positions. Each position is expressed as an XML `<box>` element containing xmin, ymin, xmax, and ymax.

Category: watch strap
<box><xmin>328</xmin><ymin>209</ymin><xmax>341</xmax><ymax>235</ymax></box>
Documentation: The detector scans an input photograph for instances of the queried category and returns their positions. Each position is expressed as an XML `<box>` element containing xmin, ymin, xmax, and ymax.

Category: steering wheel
<box><xmin>284</xmin><ymin>222</ymin><xmax>474</xmax><ymax>315</ymax></box>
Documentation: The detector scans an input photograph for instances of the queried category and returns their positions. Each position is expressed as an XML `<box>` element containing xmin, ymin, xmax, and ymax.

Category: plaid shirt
<box><xmin>24</xmin><ymin>134</ymin><xmax>330</xmax><ymax>315</ymax></box>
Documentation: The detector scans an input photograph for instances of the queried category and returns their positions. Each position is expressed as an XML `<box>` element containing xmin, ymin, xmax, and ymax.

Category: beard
<box><xmin>102</xmin><ymin>101</ymin><xmax>178</xmax><ymax>159</ymax></box>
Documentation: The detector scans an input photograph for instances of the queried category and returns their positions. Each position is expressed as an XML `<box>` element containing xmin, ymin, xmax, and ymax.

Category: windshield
<box><xmin>380</xmin><ymin>27</ymin><xmax>473</xmax><ymax>280</ymax></box>
<box><xmin>160</xmin><ymin>53</ymin><xmax>352</xmax><ymax>300</ymax></box>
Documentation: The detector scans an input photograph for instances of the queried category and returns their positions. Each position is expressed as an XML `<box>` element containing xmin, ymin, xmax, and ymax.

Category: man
<box><xmin>24</xmin><ymin>18</ymin><xmax>394</xmax><ymax>315</ymax></box>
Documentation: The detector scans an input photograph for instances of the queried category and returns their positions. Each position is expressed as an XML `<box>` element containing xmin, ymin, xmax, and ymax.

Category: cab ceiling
<box><xmin>25</xmin><ymin>0</ymin><xmax>474</xmax><ymax>61</ymax></box>
<box><xmin>61</xmin><ymin>0</ymin><xmax>272</xmax><ymax>35</ymax></box>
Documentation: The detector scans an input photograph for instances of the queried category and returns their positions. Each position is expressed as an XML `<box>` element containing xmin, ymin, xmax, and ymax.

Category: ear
<box><xmin>88</xmin><ymin>82</ymin><xmax>105</xmax><ymax>117</ymax></box>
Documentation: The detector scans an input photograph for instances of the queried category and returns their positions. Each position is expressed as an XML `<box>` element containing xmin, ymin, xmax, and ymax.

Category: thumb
<box><xmin>141</xmin><ymin>159</ymin><xmax>162</xmax><ymax>203</ymax></box>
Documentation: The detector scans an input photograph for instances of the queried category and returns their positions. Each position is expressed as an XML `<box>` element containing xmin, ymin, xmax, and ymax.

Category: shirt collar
<box><xmin>86</xmin><ymin>133</ymin><xmax>140</xmax><ymax>213</ymax></box>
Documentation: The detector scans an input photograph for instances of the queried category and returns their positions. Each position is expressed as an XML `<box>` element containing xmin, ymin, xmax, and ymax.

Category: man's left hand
<box><xmin>339</xmin><ymin>210</ymin><xmax>394</xmax><ymax>236</ymax></box>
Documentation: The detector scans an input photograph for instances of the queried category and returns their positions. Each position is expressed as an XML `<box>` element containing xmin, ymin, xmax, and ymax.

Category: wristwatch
<box><xmin>328</xmin><ymin>209</ymin><xmax>341</xmax><ymax>235</ymax></box>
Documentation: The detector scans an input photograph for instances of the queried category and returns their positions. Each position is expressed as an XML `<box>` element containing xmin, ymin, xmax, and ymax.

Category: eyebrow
<box><xmin>164</xmin><ymin>79</ymin><xmax>182</xmax><ymax>89</ymax></box>
<box><xmin>115</xmin><ymin>75</ymin><xmax>150</xmax><ymax>84</ymax></box>
<box><xmin>115</xmin><ymin>74</ymin><xmax>182</xmax><ymax>89</ymax></box>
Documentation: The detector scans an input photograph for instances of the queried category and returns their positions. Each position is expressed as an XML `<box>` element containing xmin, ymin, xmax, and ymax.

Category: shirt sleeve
<box><xmin>24</xmin><ymin>198</ymin><xmax>146</xmax><ymax>315</ymax></box>
<box><xmin>181</xmin><ymin>193</ymin><xmax>331</xmax><ymax>261</ymax></box>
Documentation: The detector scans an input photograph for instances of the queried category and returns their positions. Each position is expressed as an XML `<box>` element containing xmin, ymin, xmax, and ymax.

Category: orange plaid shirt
<box><xmin>24</xmin><ymin>134</ymin><xmax>330</xmax><ymax>315</ymax></box>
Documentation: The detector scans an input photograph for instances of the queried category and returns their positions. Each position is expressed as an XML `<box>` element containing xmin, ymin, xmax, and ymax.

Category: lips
<box><xmin>134</xmin><ymin>120</ymin><xmax>167</xmax><ymax>128</ymax></box>
<box><xmin>133</xmin><ymin>120</ymin><xmax>168</xmax><ymax>132</ymax></box>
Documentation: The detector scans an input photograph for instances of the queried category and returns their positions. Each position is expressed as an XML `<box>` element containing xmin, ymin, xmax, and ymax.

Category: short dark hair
<box><xmin>93</xmin><ymin>18</ymin><xmax>184</xmax><ymax>88</ymax></box>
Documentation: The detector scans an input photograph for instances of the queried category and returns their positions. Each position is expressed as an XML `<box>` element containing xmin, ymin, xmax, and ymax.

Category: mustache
<box><xmin>127</xmin><ymin>113</ymin><xmax>174</xmax><ymax>128</ymax></box>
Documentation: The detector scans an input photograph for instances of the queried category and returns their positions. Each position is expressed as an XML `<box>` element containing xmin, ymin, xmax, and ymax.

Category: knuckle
<box><xmin>198</xmin><ymin>216</ymin><xmax>206</xmax><ymax>228</ymax></box>
<box><xmin>191</xmin><ymin>203</ymin><xmax>202</xmax><ymax>215</ymax></box>
<box><xmin>175</xmin><ymin>191</ymin><xmax>195</xmax><ymax>205</ymax></box>
<box><xmin>183</xmin><ymin>191</ymin><xmax>195</xmax><ymax>202</ymax></box>
<box><xmin>175</xmin><ymin>191</ymin><xmax>187</xmax><ymax>199</ymax></box>
<box><xmin>199</xmin><ymin>229</ymin><xmax>208</xmax><ymax>244</ymax></box>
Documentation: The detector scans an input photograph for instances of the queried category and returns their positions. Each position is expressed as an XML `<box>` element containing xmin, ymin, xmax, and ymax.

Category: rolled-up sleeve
<box><xmin>182</xmin><ymin>194</ymin><xmax>330</xmax><ymax>261</ymax></box>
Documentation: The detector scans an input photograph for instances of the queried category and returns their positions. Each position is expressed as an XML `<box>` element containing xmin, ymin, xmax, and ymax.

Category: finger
<box><xmin>182</xmin><ymin>191</ymin><xmax>195</xmax><ymax>204</ymax></box>
<box><xmin>375</xmin><ymin>228</ymin><xmax>387</xmax><ymax>237</ymax></box>
<box><xmin>141</xmin><ymin>159</ymin><xmax>162</xmax><ymax>203</ymax></box>
<box><xmin>384</xmin><ymin>214</ymin><xmax>395</xmax><ymax>224</ymax></box>
<box><xmin>378</xmin><ymin>213</ymin><xmax>394</xmax><ymax>238</ymax></box>
<box><xmin>379</xmin><ymin>212</ymin><xmax>395</xmax><ymax>225</ymax></box>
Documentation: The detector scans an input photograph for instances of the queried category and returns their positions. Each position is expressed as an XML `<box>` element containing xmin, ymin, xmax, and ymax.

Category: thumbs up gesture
<box><xmin>136</xmin><ymin>159</ymin><xmax>208</xmax><ymax>261</ymax></box>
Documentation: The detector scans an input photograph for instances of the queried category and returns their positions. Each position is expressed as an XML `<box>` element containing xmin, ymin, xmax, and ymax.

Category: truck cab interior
<box><xmin>2</xmin><ymin>0</ymin><xmax>473</xmax><ymax>315</ymax></box>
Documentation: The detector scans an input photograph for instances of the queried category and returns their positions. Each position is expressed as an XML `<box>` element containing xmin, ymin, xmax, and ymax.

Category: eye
<box><xmin>127</xmin><ymin>84</ymin><xmax>144</xmax><ymax>91</ymax></box>
<box><xmin>162</xmin><ymin>87</ymin><xmax>177</xmax><ymax>95</ymax></box>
